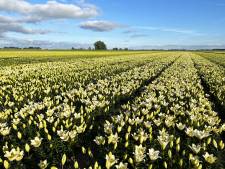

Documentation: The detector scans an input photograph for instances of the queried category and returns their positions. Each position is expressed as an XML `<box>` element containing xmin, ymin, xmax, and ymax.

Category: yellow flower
<box><xmin>203</xmin><ymin>152</ymin><xmax>217</xmax><ymax>164</ymax></box>
<box><xmin>31</xmin><ymin>136</ymin><xmax>43</xmax><ymax>147</ymax></box>
<box><xmin>134</xmin><ymin>144</ymin><xmax>146</xmax><ymax>163</ymax></box>
<box><xmin>188</xmin><ymin>144</ymin><xmax>201</xmax><ymax>154</ymax></box>
<box><xmin>38</xmin><ymin>160</ymin><xmax>48</xmax><ymax>169</ymax></box>
<box><xmin>147</xmin><ymin>148</ymin><xmax>160</xmax><ymax>161</ymax></box>
<box><xmin>0</xmin><ymin>127</ymin><xmax>11</xmax><ymax>136</ymax></box>
<box><xmin>108</xmin><ymin>133</ymin><xmax>119</xmax><ymax>145</ymax></box>
<box><xmin>94</xmin><ymin>136</ymin><xmax>105</xmax><ymax>145</ymax></box>
<box><xmin>176</xmin><ymin>123</ymin><xmax>185</xmax><ymax>130</ymax></box>
<box><xmin>106</xmin><ymin>152</ymin><xmax>118</xmax><ymax>169</ymax></box>
<box><xmin>4</xmin><ymin>147</ymin><xmax>24</xmax><ymax>161</ymax></box>
<box><xmin>115</xmin><ymin>162</ymin><xmax>128</xmax><ymax>169</ymax></box>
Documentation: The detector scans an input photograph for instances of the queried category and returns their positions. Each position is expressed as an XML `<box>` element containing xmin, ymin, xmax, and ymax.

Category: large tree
<box><xmin>94</xmin><ymin>41</ymin><xmax>107</xmax><ymax>50</ymax></box>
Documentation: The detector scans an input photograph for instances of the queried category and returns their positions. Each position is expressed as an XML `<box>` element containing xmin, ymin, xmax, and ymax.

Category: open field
<box><xmin>0</xmin><ymin>51</ymin><xmax>225</xmax><ymax>169</ymax></box>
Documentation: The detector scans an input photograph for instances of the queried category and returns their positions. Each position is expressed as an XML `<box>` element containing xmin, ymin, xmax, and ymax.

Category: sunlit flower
<box><xmin>193</xmin><ymin>129</ymin><xmax>211</xmax><ymax>140</ymax></box>
<box><xmin>176</xmin><ymin>123</ymin><xmax>186</xmax><ymax>130</ymax></box>
<box><xmin>104</xmin><ymin>121</ymin><xmax>113</xmax><ymax>134</ymax></box>
<box><xmin>185</xmin><ymin>127</ymin><xmax>194</xmax><ymax>137</ymax></box>
<box><xmin>31</xmin><ymin>136</ymin><xmax>43</xmax><ymax>147</ymax></box>
<box><xmin>57</xmin><ymin>129</ymin><xmax>70</xmax><ymax>141</ymax></box>
<box><xmin>115</xmin><ymin>162</ymin><xmax>128</xmax><ymax>169</ymax></box>
<box><xmin>203</xmin><ymin>152</ymin><xmax>217</xmax><ymax>164</ymax></box>
<box><xmin>157</xmin><ymin>129</ymin><xmax>170</xmax><ymax>150</ymax></box>
<box><xmin>0</xmin><ymin>127</ymin><xmax>11</xmax><ymax>136</ymax></box>
<box><xmin>189</xmin><ymin>144</ymin><xmax>201</xmax><ymax>154</ymax></box>
<box><xmin>134</xmin><ymin>144</ymin><xmax>146</xmax><ymax>163</ymax></box>
<box><xmin>108</xmin><ymin>133</ymin><xmax>119</xmax><ymax>144</ymax></box>
<box><xmin>38</xmin><ymin>160</ymin><xmax>48</xmax><ymax>169</ymax></box>
<box><xmin>4</xmin><ymin>147</ymin><xmax>24</xmax><ymax>161</ymax></box>
<box><xmin>106</xmin><ymin>152</ymin><xmax>118</xmax><ymax>169</ymax></box>
<box><xmin>94</xmin><ymin>136</ymin><xmax>105</xmax><ymax>145</ymax></box>
<box><xmin>147</xmin><ymin>148</ymin><xmax>160</xmax><ymax>161</ymax></box>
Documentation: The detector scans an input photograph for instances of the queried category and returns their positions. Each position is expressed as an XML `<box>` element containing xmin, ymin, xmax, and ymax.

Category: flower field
<box><xmin>0</xmin><ymin>51</ymin><xmax>224</xmax><ymax>169</ymax></box>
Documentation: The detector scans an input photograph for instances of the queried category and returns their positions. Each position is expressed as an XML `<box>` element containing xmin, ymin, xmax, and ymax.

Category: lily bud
<box><xmin>61</xmin><ymin>154</ymin><xmax>67</xmax><ymax>166</ymax></box>
<box><xmin>82</xmin><ymin>147</ymin><xmax>86</xmax><ymax>154</ymax></box>
<box><xmin>4</xmin><ymin>160</ymin><xmax>9</xmax><ymax>169</ymax></box>
<box><xmin>176</xmin><ymin>144</ymin><xmax>180</xmax><ymax>152</ymax></box>
<box><xmin>17</xmin><ymin>132</ymin><xmax>22</xmax><ymax>139</ymax></box>
<box><xmin>197</xmin><ymin>164</ymin><xmax>202</xmax><ymax>169</ymax></box>
<box><xmin>207</xmin><ymin>137</ymin><xmax>211</xmax><ymax>145</ymax></box>
<box><xmin>168</xmin><ymin>150</ymin><xmax>172</xmax><ymax>159</ymax></box>
<box><xmin>176</xmin><ymin>137</ymin><xmax>180</xmax><ymax>144</ymax></box>
<box><xmin>170</xmin><ymin>141</ymin><xmax>174</xmax><ymax>148</ymax></box>
<box><xmin>179</xmin><ymin>159</ymin><xmax>183</xmax><ymax>167</ymax></box>
<box><xmin>128</xmin><ymin>158</ymin><xmax>133</xmax><ymax>164</ymax></box>
<box><xmin>114</xmin><ymin>143</ymin><xmax>117</xmax><ymax>150</ymax></box>
<box><xmin>163</xmin><ymin>161</ymin><xmax>167</xmax><ymax>168</ymax></box>
<box><xmin>148</xmin><ymin>164</ymin><xmax>153</xmax><ymax>169</ymax></box>
<box><xmin>213</xmin><ymin>139</ymin><xmax>218</xmax><ymax>149</ymax></box>
<box><xmin>13</xmin><ymin>124</ymin><xmax>17</xmax><ymax>130</ymax></box>
<box><xmin>117</xmin><ymin>126</ymin><xmax>122</xmax><ymax>133</ymax></box>
<box><xmin>74</xmin><ymin>161</ymin><xmax>79</xmax><ymax>169</ymax></box>
<box><xmin>47</xmin><ymin>134</ymin><xmax>52</xmax><ymax>141</ymax></box>
<box><xmin>88</xmin><ymin>148</ymin><xmax>93</xmax><ymax>157</ymax></box>
<box><xmin>23</xmin><ymin>124</ymin><xmax>26</xmax><ymax>128</ymax></box>
<box><xmin>123</xmin><ymin>154</ymin><xmax>127</xmax><ymax>160</ymax></box>
<box><xmin>94</xmin><ymin>161</ymin><xmax>98</xmax><ymax>169</ymax></box>
<box><xmin>125</xmin><ymin>133</ymin><xmax>129</xmax><ymax>140</ymax></box>
<box><xmin>25</xmin><ymin>143</ymin><xmax>30</xmax><ymax>152</ymax></box>
<box><xmin>219</xmin><ymin>140</ymin><xmax>224</xmax><ymax>150</ymax></box>
<box><xmin>127</xmin><ymin>126</ymin><xmax>131</xmax><ymax>133</ymax></box>
<box><xmin>125</xmin><ymin>141</ymin><xmax>129</xmax><ymax>148</ymax></box>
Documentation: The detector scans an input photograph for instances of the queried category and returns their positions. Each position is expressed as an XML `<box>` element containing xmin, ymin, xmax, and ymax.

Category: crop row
<box><xmin>198</xmin><ymin>52</ymin><xmax>225</xmax><ymax>67</ymax></box>
<box><xmin>0</xmin><ymin>53</ymin><xmax>179</xmax><ymax>168</ymax></box>
<box><xmin>0</xmin><ymin>53</ymin><xmax>166</xmax><ymax>113</ymax></box>
<box><xmin>192</xmin><ymin>54</ymin><xmax>225</xmax><ymax>110</ymax></box>
<box><xmin>89</xmin><ymin>54</ymin><xmax>225</xmax><ymax>169</ymax></box>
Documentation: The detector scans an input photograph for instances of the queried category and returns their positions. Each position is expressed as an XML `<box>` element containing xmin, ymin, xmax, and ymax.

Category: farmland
<box><xmin>0</xmin><ymin>51</ymin><xmax>225</xmax><ymax>169</ymax></box>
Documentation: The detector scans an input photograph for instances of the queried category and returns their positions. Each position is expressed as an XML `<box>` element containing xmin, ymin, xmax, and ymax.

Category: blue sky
<box><xmin>0</xmin><ymin>0</ymin><xmax>225</xmax><ymax>49</ymax></box>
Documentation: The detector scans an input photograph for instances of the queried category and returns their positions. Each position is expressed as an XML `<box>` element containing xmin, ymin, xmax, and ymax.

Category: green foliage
<box><xmin>94</xmin><ymin>41</ymin><xmax>107</xmax><ymax>50</ymax></box>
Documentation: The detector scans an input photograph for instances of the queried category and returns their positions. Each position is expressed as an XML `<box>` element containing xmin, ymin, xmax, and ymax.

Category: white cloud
<box><xmin>0</xmin><ymin>15</ymin><xmax>50</xmax><ymax>36</ymax></box>
<box><xmin>135</xmin><ymin>26</ymin><xmax>204</xmax><ymax>36</ymax></box>
<box><xmin>0</xmin><ymin>37</ymin><xmax>91</xmax><ymax>49</ymax></box>
<box><xmin>0</xmin><ymin>0</ymin><xmax>99</xmax><ymax>22</ymax></box>
<box><xmin>130</xmin><ymin>33</ymin><xmax>148</xmax><ymax>38</ymax></box>
<box><xmin>80</xmin><ymin>20</ymin><xmax>122</xmax><ymax>32</ymax></box>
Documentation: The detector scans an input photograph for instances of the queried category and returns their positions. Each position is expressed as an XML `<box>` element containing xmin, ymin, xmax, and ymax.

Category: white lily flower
<box><xmin>147</xmin><ymin>148</ymin><xmax>160</xmax><ymax>161</ymax></box>
<box><xmin>31</xmin><ymin>136</ymin><xmax>43</xmax><ymax>147</ymax></box>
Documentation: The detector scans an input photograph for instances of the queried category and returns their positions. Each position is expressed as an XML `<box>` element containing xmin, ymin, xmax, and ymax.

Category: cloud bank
<box><xmin>0</xmin><ymin>0</ymin><xmax>99</xmax><ymax>22</ymax></box>
<box><xmin>80</xmin><ymin>20</ymin><xmax>122</xmax><ymax>32</ymax></box>
<box><xmin>0</xmin><ymin>15</ymin><xmax>50</xmax><ymax>36</ymax></box>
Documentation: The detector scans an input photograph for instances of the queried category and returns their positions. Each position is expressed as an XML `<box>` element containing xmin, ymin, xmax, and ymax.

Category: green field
<box><xmin>0</xmin><ymin>51</ymin><xmax>225</xmax><ymax>169</ymax></box>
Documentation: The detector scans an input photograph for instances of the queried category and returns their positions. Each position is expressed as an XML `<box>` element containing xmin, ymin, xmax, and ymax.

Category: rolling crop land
<box><xmin>0</xmin><ymin>51</ymin><xmax>225</xmax><ymax>169</ymax></box>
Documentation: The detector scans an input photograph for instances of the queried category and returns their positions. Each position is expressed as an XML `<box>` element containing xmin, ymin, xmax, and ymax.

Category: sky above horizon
<box><xmin>0</xmin><ymin>0</ymin><xmax>225</xmax><ymax>49</ymax></box>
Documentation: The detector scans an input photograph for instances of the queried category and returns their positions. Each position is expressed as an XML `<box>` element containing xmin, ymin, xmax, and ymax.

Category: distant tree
<box><xmin>88</xmin><ymin>47</ymin><xmax>92</xmax><ymax>50</ymax></box>
<box><xmin>124</xmin><ymin>48</ymin><xmax>129</xmax><ymax>51</ymax></box>
<box><xmin>94</xmin><ymin>41</ymin><xmax>107</xmax><ymax>50</ymax></box>
<box><xmin>71</xmin><ymin>47</ymin><xmax>75</xmax><ymax>50</ymax></box>
<box><xmin>23</xmin><ymin>47</ymin><xmax>41</xmax><ymax>50</ymax></box>
<box><xmin>4</xmin><ymin>47</ymin><xmax>21</xmax><ymax>49</ymax></box>
<box><xmin>113</xmin><ymin>48</ymin><xmax>118</xmax><ymax>51</ymax></box>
